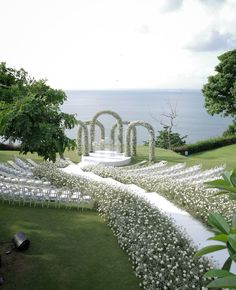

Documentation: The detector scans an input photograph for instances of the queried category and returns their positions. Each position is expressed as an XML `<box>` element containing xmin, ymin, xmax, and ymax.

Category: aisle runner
<box><xmin>63</xmin><ymin>164</ymin><xmax>234</xmax><ymax>271</ymax></box>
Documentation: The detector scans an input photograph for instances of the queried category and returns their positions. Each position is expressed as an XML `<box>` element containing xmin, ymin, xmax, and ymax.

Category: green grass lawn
<box><xmin>0</xmin><ymin>204</ymin><xmax>140</xmax><ymax>290</ymax></box>
<box><xmin>0</xmin><ymin>150</ymin><xmax>81</xmax><ymax>164</ymax></box>
<box><xmin>134</xmin><ymin>144</ymin><xmax>236</xmax><ymax>170</ymax></box>
<box><xmin>1</xmin><ymin>143</ymin><xmax>235</xmax><ymax>170</ymax></box>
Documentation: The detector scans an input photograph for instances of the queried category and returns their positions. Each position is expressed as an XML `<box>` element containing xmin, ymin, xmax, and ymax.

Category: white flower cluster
<box><xmin>34</xmin><ymin>162</ymin><xmax>214</xmax><ymax>290</ymax></box>
<box><xmin>82</xmin><ymin>162</ymin><xmax>234</xmax><ymax>224</ymax></box>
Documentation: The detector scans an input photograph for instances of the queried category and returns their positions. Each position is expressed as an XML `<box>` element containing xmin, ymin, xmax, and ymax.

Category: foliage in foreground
<box><xmin>0</xmin><ymin>62</ymin><xmax>77</xmax><ymax>161</ymax></box>
<box><xmin>195</xmin><ymin>213</ymin><xmax>236</xmax><ymax>289</ymax></box>
<box><xmin>194</xmin><ymin>169</ymin><xmax>236</xmax><ymax>288</ymax></box>
<box><xmin>34</xmin><ymin>162</ymin><xmax>214</xmax><ymax>289</ymax></box>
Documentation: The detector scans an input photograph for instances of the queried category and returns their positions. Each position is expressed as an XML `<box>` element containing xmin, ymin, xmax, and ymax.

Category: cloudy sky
<box><xmin>0</xmin><ymin>0</ymin><xmax>235</xmax><ymax>90</ymax></box>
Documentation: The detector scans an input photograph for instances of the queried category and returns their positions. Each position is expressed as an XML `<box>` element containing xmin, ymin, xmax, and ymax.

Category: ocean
<box><xmin>61</xmin><ymin>89</ymin><xmax>232</xmax><ymax>145</ymax></box>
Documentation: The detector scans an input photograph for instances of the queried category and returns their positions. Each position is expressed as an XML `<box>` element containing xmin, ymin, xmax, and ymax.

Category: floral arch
<box><xmin>77</xmin><ymin>120</ymin><xmax>106</xmax><ymax>155</ymax></box>
<box><xmin>125</xmin><ymin>121</ymin><xmax>155</xmax><ymax>162</ymax></box>
<box><xmin>90</xmin><ymin>110</ymin><xmax>123</xmax><ymax>153</ymax></box>
<box><xmin>110</xmin><ymin>121</ymin><xmax>137</xmax><ymax>156</ymax></box>
<box><xmin>85</xmin><ymin>120</ymin><xmax>105</xmax><ymax>141</ymax></box>
<box><xmin>76</xmin><ymin>120</ymin><xmax>89</xmax><ymax>156</ymax></box>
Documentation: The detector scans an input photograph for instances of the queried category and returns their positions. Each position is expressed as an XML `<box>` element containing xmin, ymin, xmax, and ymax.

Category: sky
<box><xmin>0</xmin><ymin>0</ymin><xmax>236</xmax><ymax>90</ymax></box>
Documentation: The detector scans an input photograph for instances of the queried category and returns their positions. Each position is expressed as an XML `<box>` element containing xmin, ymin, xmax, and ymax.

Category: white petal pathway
<box><xmin>63</xmin><ymin>164</ymin><xmax>235</xmax><ymax>272</ymax></box>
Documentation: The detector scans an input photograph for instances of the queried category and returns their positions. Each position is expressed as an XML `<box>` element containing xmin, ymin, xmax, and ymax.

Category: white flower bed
<box><xmin>82</xmin><ymin>163</ymin><xmax>235</xmax><ymax>224</ymax></box>
<box><xmin>33</xmin><ymin>162</ymin><xmax>214</xmax><ymax>290</ymax></box>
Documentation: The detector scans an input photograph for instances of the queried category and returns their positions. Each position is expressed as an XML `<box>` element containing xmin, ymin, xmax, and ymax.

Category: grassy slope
<box><xmin>0</xmin><ymin>204</ymin><xmax>140</xmax><ymax>290</ymax></box>
<box><xmin>0</xmin><ymin>150</ymin><xmax>80</xmax><ymax>164</ymax></box>
<box><xmin>135</xmin><ymin>144</ymin><xmax>236</xmax><ymax>170</ymax></box>
<box><xmin>1</xmin><ymin>143</ymin><xmax>235</xmax><ymax>169</ymax></box>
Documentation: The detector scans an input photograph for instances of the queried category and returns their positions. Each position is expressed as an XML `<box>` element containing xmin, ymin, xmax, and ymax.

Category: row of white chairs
<box><xmin>0</xmin><ymin>158</ymin><xmax>92</xmax><ymax>209</ymax></box>
<box><xmin>0</xmin><ymin>182</ymin><xmax>92</xmax><ymax>209</ymax></box>
<box><xmin>0</xmin><ymin>174</ymin><xmax>51</xmax><ymax>186</ymax></box>
<box><xmin>178</xmin><ymin>166</ymin><xmax>225</xmax><ymax>185</ymax></box>
<box><xmin>0</xmin><ymin>164</ymin><xmax>33</xmax><ymax>177</ymax></box>
<box><xmin>127</xmin><ymin>162</ymin><xmax>186</xmax><ymax>177</ymax></box>
<box><xmin>14</xmin><ymin>157</ymin><xmax>34</xmax><ymax>170</ymax></box>
<box><xmin>125</xmin><ymin>160</ymin><xmax>168</xmax><ymax>173</ymax></box>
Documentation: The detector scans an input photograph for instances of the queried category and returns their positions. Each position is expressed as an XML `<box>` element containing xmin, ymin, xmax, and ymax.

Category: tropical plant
<box><xmin>206</xmin><ymin>168</ymin><xmax>236</xmax><ymax>200</ymax></box>
<box><xmin>194</xmin><ymin>212</ymin><xmax>236</xmax><ymax>288</ymax></box>
<box><xmin>195</xmin><ymin>168</ymin><xmax>236</xmax><ymax>288</ymax></box>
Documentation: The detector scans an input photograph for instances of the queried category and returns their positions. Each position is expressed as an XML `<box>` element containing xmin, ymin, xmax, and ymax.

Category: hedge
<box><xmin>173</xmin><ymin>135</ymin><xmax>236</xmax><ymax>155</ymax></box>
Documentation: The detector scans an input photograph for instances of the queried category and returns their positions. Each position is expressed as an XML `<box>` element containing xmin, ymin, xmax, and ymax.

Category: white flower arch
<box><xmin>77</xmin><ymin>120</ymin><xmax>106</xmax><ymax>155</ymax></box>
<box><xmin>125</xmin><ymin>121</ymin><xmax>155</xmax><ymax>162</ymax></box>
<box><xmin>110</xmin><ymin>121</ymin><xmax>137</xmax><ymax>156</ymax></box>
<box><xmin>76</xmin><ymin>120</ymin><xmax>89</xmax><ymax>156</ymax></box>
<box><xmin>90</xmin><ymin>110</ymin><xmax>123</xmax><ymax>152</ymax></box>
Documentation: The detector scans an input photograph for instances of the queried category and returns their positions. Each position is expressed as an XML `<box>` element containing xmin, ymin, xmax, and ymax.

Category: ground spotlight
<box><xmin>12</xmin><ymin>232</ymin><xmax>30</xmax><ymax>251</ymax></box>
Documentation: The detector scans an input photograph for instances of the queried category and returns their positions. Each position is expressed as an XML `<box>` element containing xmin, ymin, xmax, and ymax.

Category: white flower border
<box><xmin>34</xmin><ymin>162</ymin><xmax>212</xmax><ymax>289</ymax></box>
<box><xmin>83</xmin><ymin>163</ymin><xmax>233</xmax><ymax>225</ymax></box>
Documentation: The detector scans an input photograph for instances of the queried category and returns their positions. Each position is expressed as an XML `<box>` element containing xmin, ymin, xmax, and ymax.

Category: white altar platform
<box><xmin>81</xmin><ymin>150</ymin><xmax>131</xmax><ymax>167</ymax></box>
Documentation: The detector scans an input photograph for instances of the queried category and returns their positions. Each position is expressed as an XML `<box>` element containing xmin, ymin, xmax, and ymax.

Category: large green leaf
<box><xmin>208</xmin><ymin>233</ymin><xmax>227</xmax><ymax>243</ymax></box>
<box><xmin>230</xmin><ymin>168</ymin><xmax>236</xmax><ymax>187</ymax></box>
<box><xmin>223</xmin><ymin>257</ymin><xmax>233</xmax><ymax>271</ymax></box>
<box><xmin>194</xmin><ymin>245</ymin><xmax>226</xmax><ymax>258</ymax></box>
<box><xmin>204</xmin><ymin>269</ymin><xmax>234</xmax><ymax>278</ymax></box>
<box><xmin>232</xmin><ymin>214</ymin><xmax>236</xmax><ymax>228</ymax></box>
<box><xmin>228</xmin><ymin>235</ymin><xmax>236</xmax><ymax>252</ymax></box>
<box><xmin>222</xmin><ymin>171</ymin><xmax>233</xmax><ymax>186</ymax></box>
<box><xmin>207</xmin><ymin>276</ymin><xmax>236</xmax><ymax>288</ymax></box>
<box><xmin>205</xmin><ymin>179</ymin><xmax>236</xmax><ymax>193</ymax></box>
<box><xmin>206</xmin><ymin>179</ymin><xmax>230</xmax><ymax>188</ymax></box>
<box><xmin>227</xmin><ymin>242</ymin><xmax>236</xmax><ymax>262</ymax></box>
<box><xmin>229</xmin><ymin>193</ymin><xmax>236</xmax><ymax>200</ymax></box>
<box><xmin>208</xmin><ymin>213</ymin><xmax>230</xmax><ymax>234</ymax></box>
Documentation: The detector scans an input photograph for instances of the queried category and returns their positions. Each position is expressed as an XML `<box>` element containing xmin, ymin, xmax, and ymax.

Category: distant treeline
<box><xmin>0</xmin><ymin>143</ymin><xmax>20</xmax><ymax>151</ymax></box>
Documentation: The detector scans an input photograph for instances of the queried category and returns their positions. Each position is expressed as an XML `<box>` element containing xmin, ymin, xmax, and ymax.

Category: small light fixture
<box><xmin>12</xmin><ymin>232</ymin><xmax>30</xmax><ymax>251</ymax></box>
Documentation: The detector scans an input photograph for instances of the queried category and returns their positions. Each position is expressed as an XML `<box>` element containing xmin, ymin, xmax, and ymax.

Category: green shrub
<box><xmin>0</xmin><ymin>143</ymin><xmax>20</xmax><ymax>151</ymax></box>
<box><xmin>173</xmin><ymin>135</ymin><xmax>236</xmax><ymax>155</ymax></box>
<box><xmin>155</xmin><ymin>128</ymin><xmax>187</xmax><ymax>149</ymax></box>
<box><xmin>223</xmin><ymin>120</ymin><xmax>236</xmax><ymax>136</ymax></box>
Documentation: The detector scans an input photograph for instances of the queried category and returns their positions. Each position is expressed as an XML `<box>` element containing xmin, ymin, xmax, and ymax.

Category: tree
<box><xmin>202</xmin><ymin>49</ymin><xmax>236</xmax><ymax>118</ymax></box>
<box><xmin>149</xmin><ymin>104</ymin><xmax>187</xmax><ymax>149</ymax></box>
<box><xmin>0</xmin><ymin>62</ymin><xmax>77</xmax><ymax>161</ymax></box>
<box><xmin>155</xmin><ymin>127</ymin><xmax>186</xmax><ymax>149</ymax></box>
<box><xmin>223</xmin><ymin>119</ymin><xmax>236</xmax><ymax>136</ymax></box>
